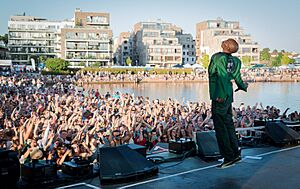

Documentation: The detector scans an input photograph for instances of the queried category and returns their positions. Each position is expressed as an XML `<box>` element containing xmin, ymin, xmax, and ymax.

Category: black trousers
<box><xmin>212</xmin><ymin>99</ymin><xmax>239</xmax><ymax>161</ymax></box>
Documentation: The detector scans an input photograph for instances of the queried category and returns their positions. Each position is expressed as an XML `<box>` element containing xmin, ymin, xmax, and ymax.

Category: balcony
<box><xmin>86</xmin><ymin>22</ymin><xmax>109</xmax><ymax>26</ymax></box>
<box><xmin>66</xmin><ymin>54</ymin><xmax>110</xmax><ymax>60</ymax></box>
<box><xmin>8</xmin><ymin>43</ymin><xmax>53</xmax><ymax>47</ymax></box>
<box><xmin>65</xmin><ymin>38</ymin><xmax>110</xmax><ymax>43</ymax></box>
<box><xmin>8</xmin><ymin>27</ymin><xmax>55</xmax><ymax>32</ymax></box>
<box><xmin>66</xmin><ymin>47</ymin><xmax>110</xmax><ymax>52</ymax></box>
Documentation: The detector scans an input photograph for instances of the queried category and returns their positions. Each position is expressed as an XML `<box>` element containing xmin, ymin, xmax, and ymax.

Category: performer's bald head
<box><xmin>221</xmin><ymin>38</ymin><xmax>239</xmax><ymax>54</ymax></box>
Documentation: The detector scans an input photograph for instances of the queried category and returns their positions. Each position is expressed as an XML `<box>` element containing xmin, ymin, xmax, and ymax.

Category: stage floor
<box><xmin>56</xmin><ymin>145</ymin><xmax>300</xmax><ymax>189</ymax></box>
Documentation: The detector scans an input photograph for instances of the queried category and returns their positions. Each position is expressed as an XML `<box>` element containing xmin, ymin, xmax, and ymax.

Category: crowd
<box><xmin>0</xmin><ymin>73</ymin><xmax>299</xmax><ymax>166</ymax></box>
<box><xmin>75</xmin><ymin>68</ymin><xmax>300</xmax><ymax>84</ymax></box>
<box><xmin>241</xmin><ymin>68</ymin><xmax>300</xmax><ymax>82</ymax></box>
<box><xmin>75</xmin><ymin>70</ymin><xmax>208</xmax><ymax>85</ymax></box>
<box><xmin>3</xmin><ymin>67</ymin><xmax>300</xmax><ymax>85</ymax></box>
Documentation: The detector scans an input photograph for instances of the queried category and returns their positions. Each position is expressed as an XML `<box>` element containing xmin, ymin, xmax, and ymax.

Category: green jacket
<box><xmin>208</xmin><ymin>52</ymin><xmax>247</xmax><ymax>102</ymax></box>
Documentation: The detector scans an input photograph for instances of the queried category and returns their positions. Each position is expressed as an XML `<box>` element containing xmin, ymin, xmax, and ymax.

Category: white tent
<box><xmin>183</xmin><ymin>64</ymin><xmax>192</xmax><ymax>68</ymax></box>
<box><xmin>191</xmin><ymin>64</ymin><xmax>204</xmax><ymax>69</ymax></box>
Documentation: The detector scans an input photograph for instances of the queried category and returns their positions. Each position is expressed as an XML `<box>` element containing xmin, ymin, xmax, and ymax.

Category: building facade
<box><xmin>114</xmin><ymin>32</ymin><xmax>133</xmax><ymax>66</ymax></box>
<box><xmin>0</xmin><ymin>41</ymin><xmax>12</xmax><ymax>70</ymax></box>
<box><xmin>176</xmin><ymin>33</ymin><xmax>196</xmax><ymax>65</ymax></box>
<box><xmin>196</xmin><ymin>18</ymin><xmax>259</xmax><ymax>65</ymax></box>
<box><xmin>60</xmin><ymin>9</ymin><xmax>113</xmax><ymax>67</ymax></box>
<box><xmin>7</xmin><ymin>9</ymin><xmax>113</xmax><ymax>68</ymax></box>
<box><xmin>8</xmin><ymin>16</ymin><xmax>73</xmax><ymax>67</ymax></box>
<box><xmin>133</xmin><ymin>20</ymin><xmax>183</xmax><ymax>67</ymax></box>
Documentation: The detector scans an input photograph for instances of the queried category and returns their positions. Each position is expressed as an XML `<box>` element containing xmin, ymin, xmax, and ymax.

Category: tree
<box><xmin>281</xmin><ymin>54</ymin><xmax>290</xmax><ymax>65</ymax></box>
<box><xmin>271</xmin><ymin>52</ymin><xmax>283</xmax><ymax>67</ymax></box>
<box><xmin>45</xmin><ymin>58</ymin><xmax>69</xmax><ymax>71</ymax></box>
<box><xmin>201</xmin><ymin>54</ymin><xmax>210</xmax><ymax>68</ymax></box>
<box><xmin>39</xmin><ymin>56</ymin><xmax>48</xmax><ymax>63</ymax></box>
<box><xmin>0</xmin><ymin>34</ymin><xmax>8</xmax><ymax>45</ymax></box>
<box><xmin>260</xmin><ymin>48</ymin><xmax>271</xmax><ymax>62</ymax></box>
<box><xmin>241</xmin><ymin>56</ymin><xmax>251</xmax><ymax>67</ymax></box>
<box><xmin>289</xmin><ymin>58</ymin><xmax>296</xmax><ymax>64</ymax></box>
<box><xmin>125</xmin><ymin>57</ymin><xmax>132</xmax><ymax>66</ymax></box>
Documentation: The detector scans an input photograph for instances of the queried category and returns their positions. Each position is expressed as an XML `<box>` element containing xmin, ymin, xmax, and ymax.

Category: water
<box><xmin>83</xmin><ymin>82</ymin><xmax>300</xmax><ymax>112</ymax></box>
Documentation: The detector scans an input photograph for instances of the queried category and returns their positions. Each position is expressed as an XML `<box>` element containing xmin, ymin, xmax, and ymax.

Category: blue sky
<box><xmin>1</xmin><ymin>0</ymin><xmax>300</xmax><ymax>52</ymax></box>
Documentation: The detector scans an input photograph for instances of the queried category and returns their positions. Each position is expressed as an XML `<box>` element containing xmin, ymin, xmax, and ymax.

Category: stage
<box><xmin>56</xmin><ymin>145</ymin><xmax>300</xmax><ymax>189</ymax></box>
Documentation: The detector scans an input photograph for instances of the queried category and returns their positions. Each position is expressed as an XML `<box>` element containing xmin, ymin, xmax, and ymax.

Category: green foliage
<box><xmin>78</xmin><ymin>62</ymin><xmax>86</xmax><ymax>67</ymax></box>
<box><xmin>271</xmin><ymin>52</ymin><xmax>283</xmax><ymax>67</ymax></box>
<box><xmin>281</xmin><ymin>54</ymin><xmax>290</xmax><ymax>65</ymax></box>
<box><xmin>126</xmin><ymin>57</ymin><xmax>132</xmax><ymax>66</ymax></box>
<box><xmin>39</xmin><ymin>56</ymin><xmax>48</xmax><ymax>63</ymax></box>
<box><xmin>201</xmin><ymin>54</ymin><xmax>210</xmax><ymax>68</ymax></box>
<box><xmin>41</xmin><ymin>70</ymin><xmax>71</xmax><ymax>75</ymax></box>
<box><xmin>45</xmin><ymin>58</ymin><xmax>70</xmax><ymax>71</ymax></box>
<box><xmin>289</xmin><ymin>58</ymin><xmax>296</xmax><ymax>64</ymax></box>
<box><xmin>75</xmin><ymin>19</ymin><xmax>82</xmax><ymax>26</ymax></box>
<box><xmin>0</xmin><ymin>34</ymin><xmax>8</xmax><ymax>44</ymax></box>
<box><xmin>260</xmin><ymin>48</ymin><xmax>297</xmax><ymax>67</ymax></box>
<box><xmin>90</xmin><ymin>62</ymin><xmax>101</xmax><ymax>68</ymax></box>
<box><xmin>241</xmin><ymin>56</ymin><xmax>251</xmax><ymax>67</ymax></box>
<box><xmin>260</xmin><ymin>48</ymin><xmax>271</xmax><ymax>62</ymax></box>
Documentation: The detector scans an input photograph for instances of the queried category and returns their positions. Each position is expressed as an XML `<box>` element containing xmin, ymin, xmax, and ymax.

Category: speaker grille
<box><xmin>99</xmin><ymin>145</ymin><xmax>158</xmax><ymax>182</ymax></box>
<box><xmin>196</xmin><ymin>131</ymin><xmax>221</xmax><ymax>157</ymax></box>
<box><xmin>265</xmin><ymin>122</ymin><xmax>300</xmax><ymax>144</ymax></box>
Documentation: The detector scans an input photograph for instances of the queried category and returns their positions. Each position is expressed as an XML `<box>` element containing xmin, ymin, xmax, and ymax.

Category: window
<box><xmin>86</xmin><ymin>16</ymin><xmax>108</xmax><ymax>24</ymax></box>
<box><xmin>99</xmin><ymin>44</ymin><xmax>109</xmax><ymax>50</ymax></box>
<box><xmin>165</xmin><ymin>56</ymin><xmax>173</xmax><ymax>61</ymax></box>
<box><xmin>242</xmin><ymin>48</ymin><xmax>251</xmax><ymax>53</ymax></box>
<box><xmin>9</xmin><ymin>24</ymin><xmax>15</xmax><ymax>29</ymax></box>
<box><xmin>187</xmin><ymin>45</ymin><xmax>190</xmax><ymax>48</ymax></box>
<box><xmin>175</xmin><ymin>49</ymin><xmax>181</xmax><ymax>53</ymax></box>
<box><xmin>183</xmin><ymin>52</ymin><xmax>185</xmax><ymax>55</ymax></box>
<box><xmin>183</xmin><ymin>44</ymin><xmax>185</xmax><ymax>48</ymax></box>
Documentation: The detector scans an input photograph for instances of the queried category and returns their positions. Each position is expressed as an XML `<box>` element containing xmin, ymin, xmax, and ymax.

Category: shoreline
<box><xmin>73</xmin><ymin>78</ymin><xmax>300</xmax><ymax>85</ymax></box>
<box><xmin>43</xmin><ymin>78</ymin><xmax>300</xmax><ymax>85</ymax></box>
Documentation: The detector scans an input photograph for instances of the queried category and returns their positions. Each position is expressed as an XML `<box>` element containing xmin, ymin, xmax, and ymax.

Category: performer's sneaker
<box><xmin>216</xmin><ymin>160</ymin><xmax>236</xmax><ymax>169</ymax></box>
<box><xmin>232</xmin><ymin>156</ymin><xmax>242</xmax><ymax>164</ymax></box>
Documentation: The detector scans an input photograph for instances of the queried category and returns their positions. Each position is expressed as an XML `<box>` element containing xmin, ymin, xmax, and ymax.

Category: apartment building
<box><xmin>176</xmin><ymin>33</ymin><xmax>196</xmax><ymax>65</ymax></box>
<box><xmin>0</xmin><ymin>41</ymin><xmax>12</xmax><ymax>70</ymax></box>
<box><xmin>196</xmin><ymin>18</ymin><xmax>259</xmax><ymax>64</ymax></box>
<box><xmin>7</xmin><ymin>9</ymin><xmax>113</xmax><ymax>68</ymax></box>
<box><xmin>8</xmin><ymin>16</ymin><xmax>73</xmax><ymax>67</ymax></box>
<box><xmin>60</xmin><ymin>9</ymin><xmax>113</xmax><ymax>67</ymax></box>
<box><xmin>114</xmin><ymin>32</ymin><xmax>133</xmax><ymax>66</ymax></box>
<box><xmin>0</xmin><ymin>41</ymin><xmax>10</xmax><ymax>60</ymax></box>
<box><xmin>133</xmin><ymin>20</ymin><xmax>183</xmax><ymax>67</ymax></box>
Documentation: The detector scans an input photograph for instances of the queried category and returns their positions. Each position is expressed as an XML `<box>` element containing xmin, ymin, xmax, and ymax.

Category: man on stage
<box><xmin>208</xmin><ymin>38</ymin><xmax>248</xmax><ymax>169</ymax></box>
